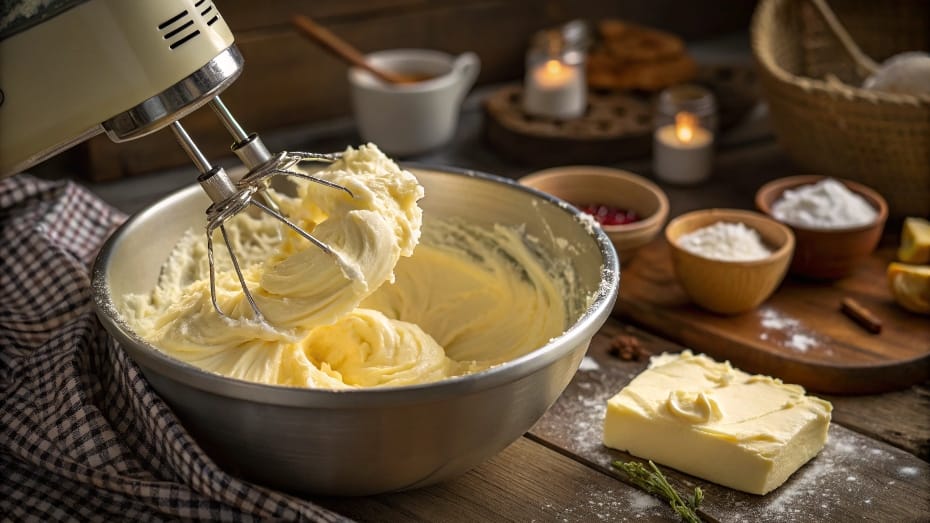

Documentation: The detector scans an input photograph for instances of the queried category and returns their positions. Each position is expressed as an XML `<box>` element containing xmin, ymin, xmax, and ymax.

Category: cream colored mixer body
<box><xmin>0</xmin><ymin>0</ymin><xmax>355</xmax><ymax>322</ymax></box>
<box><xmin>0</xmin><ymin>0</ymin><xmax>239</xmax><ymax>176</ymax></box>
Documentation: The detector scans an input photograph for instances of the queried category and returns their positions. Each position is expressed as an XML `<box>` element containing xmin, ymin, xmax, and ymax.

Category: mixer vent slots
<box><xmin>158</xmin><ymin>8</ymin><xmax>200</xmax><ymax>50</ymax></box>
<box><xmin>196</xmin><ymin>0</ymin><xmax>221</xmax><ymax>27</ymax></box>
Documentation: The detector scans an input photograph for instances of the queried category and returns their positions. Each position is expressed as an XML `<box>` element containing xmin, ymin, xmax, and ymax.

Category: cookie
<box><xmin>587</xmin><ymin>18</ymin><xmax>696</xmax><ymax>91</ymax></box>
<box><xmin>596</xmin><ymin>19</ymin><xmax>685</xmax><ymax>63</ymax></box>
<box><xmin>587</xmin><ymin>53</ymin><xmax>698</xmax><ymax>91</ymax></box>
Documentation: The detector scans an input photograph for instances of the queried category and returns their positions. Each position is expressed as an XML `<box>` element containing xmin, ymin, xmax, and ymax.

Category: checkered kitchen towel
<box><xmin>0</xmin><ymin>175</ymin><xmax>346</xmax><ymax>522</ymax></box>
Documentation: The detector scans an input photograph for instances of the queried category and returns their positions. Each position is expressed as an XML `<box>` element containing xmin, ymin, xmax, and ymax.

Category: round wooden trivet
<box><xmin>483</xmin><ymin>65</ymin><xmax>758</xmax><ymax>167</ymax></box>
<box><xmin>483</xmin><ymin>85</ymin><xmax>654</xmax><ymax>167</ymax></box>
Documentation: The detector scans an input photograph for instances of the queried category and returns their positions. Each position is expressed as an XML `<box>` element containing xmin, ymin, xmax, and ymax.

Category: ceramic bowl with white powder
<box><xmin>665</xmin><ymin>209</ymin><xmax>794</xmax><ymax>315</ymax></box>
<box><xmin>756</xmin><ymin>176</ymin><xmax>888</xmax><ymax>279</ymax></box>
<box><xmin>677</xmin><ymin>221</ymin><xmax>773</xmax><ymax>262</ymax></box>
<box><xmin>770</xmin><ymin>178</ymin><xmax>877</xmax><ymax>229</ymax></box>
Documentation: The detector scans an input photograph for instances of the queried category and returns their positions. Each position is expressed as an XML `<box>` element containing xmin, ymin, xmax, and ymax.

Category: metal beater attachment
<box><xmin>169</xmin><ymin>98</ymin><xmax>356</xmax><ymax>322</ymax></box>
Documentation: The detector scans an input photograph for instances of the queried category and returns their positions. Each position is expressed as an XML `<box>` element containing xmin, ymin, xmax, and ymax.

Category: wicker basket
<box><xmin>751</xmin><ymin>0</ymin><xmax>930</xmax><ymax>218</ymax></box>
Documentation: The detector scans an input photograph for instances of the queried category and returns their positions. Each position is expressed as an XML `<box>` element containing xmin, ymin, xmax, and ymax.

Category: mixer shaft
<box><xmin>167</xmin><ymin>100</ymin><xmax>357</xmax><ymax>323</ymax></box>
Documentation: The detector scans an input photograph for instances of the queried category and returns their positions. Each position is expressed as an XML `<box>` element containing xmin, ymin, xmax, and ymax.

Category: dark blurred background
<box><xmin>38</xmin><ymin>0</ymin><xmax>757</xmax><ymax>182</ymax></box>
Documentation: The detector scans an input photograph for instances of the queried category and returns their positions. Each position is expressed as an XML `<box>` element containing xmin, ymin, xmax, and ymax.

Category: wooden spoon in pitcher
<box><xmin>292</xmin><ymin>14</ymin><xmax>419</xmax><ymax>85</ymax></box>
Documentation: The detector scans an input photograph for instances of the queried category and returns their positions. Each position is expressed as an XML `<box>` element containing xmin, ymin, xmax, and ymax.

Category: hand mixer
<box><xmin>0</xmin><ymin>0</ymin><xmax>355</xmax><ymax>322</ymax></box>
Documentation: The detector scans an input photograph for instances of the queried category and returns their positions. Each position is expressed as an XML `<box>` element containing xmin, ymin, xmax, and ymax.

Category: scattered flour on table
<box><xmin>741</xmin><ymin>430</ymin><xmax>862</xmax><ymax>519</ymax></box>
<box><xmin>627</xmin><ymin>490</ymin><xmax>662</xmax><ymax>511</ymax></box>
<box><xmin>761</xmin><ymin>308</ymin><xmax>799</xmax><ymax>330</ymax></box>
<box><xmin>547</xmin><ymin>370</ymin><xmax>678</xmax><ymax>521</ymax></box>
<box><xmin>771</xmin><ymin>178</ymin><xmax>877</xmax><ymax>229</ymax></box>
<box><xmin>677</xmin><ymin>221</ymin><xmax>772</xmax><ymax>261</ymax></box>
<box><xmin>571</xmin><ymin>395</ymin><xmax>606</xmax><ymax>451</ymax></box>
<box><xmin>726</xmin><ymin>427</ymin><xmax>930</xmax><ymax>522</ymax></box>
<box><xmin>758</xmin><ymin>308</ymin><xmax>823</xmax><ymax>353</ymax></box>
<box><xmin>533</xmin><ymin>486</ymin><xmax>669</xmax><ymax>522</ymax></box>
<box><xmin>788</xmin><ymin>333</ymin><xmax>817</xmax><ymax>352</ymax></box>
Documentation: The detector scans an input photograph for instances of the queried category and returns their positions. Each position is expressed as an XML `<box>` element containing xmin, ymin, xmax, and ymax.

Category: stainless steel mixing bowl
<box><xmin>92</xmin><ymin>165</ymin><xmax>619</xmax><ymax>496</ymax></box>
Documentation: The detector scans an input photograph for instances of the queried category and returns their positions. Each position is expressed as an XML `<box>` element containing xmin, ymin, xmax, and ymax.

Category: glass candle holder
<box><xmin>522</xmin><ymin>29</ymin><xmax>587</xmax><ymax>119</ymax></box>
<box><xmin>652</xmin><ymin>84</ymin><xmax>718</xmax><ymax>185</ymax></box>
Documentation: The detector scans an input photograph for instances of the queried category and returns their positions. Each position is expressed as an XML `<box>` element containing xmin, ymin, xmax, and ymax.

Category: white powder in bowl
<box><xmin>771</xmin><ymin>178</ymin><xmax>877</xmax><ymax>229</ymax></box>
<box><xmin>677</xmin><ymin>221</ymin><xmax>773</xmax><ymax>261</ymax></box>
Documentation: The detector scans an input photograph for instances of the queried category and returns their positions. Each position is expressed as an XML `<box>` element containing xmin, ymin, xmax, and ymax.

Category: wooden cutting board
<box><xmin>615</xmin><ymin>240</ymin><xmax>930</xmax><ymax>394</ymax></box>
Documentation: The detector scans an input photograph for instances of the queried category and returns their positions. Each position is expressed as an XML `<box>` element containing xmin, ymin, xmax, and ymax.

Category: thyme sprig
<box><xmin>612</xmin><ymin>460</ymin><xmax>704</xmax><ymax>523</ymax></box>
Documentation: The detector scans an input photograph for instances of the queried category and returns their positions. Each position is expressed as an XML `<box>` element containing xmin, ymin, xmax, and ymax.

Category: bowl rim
<box><xmin>518</xmin><ymin>165</ymin><xmax>670</xmax><ymax>234</ymax></box>
<box><xmin>754</xmin><ymin>175</ymin><xmax>889</xmax><ymax>233</ymax></box>
<box><xmin>92</xmin><ymin>164</ymin><xmax>620</xmax><ymax>408</ymax></box>
<box><xmin>665</xmin><ymin>208</ymin><xmax>795</xmax><ymax>267</ymax></box>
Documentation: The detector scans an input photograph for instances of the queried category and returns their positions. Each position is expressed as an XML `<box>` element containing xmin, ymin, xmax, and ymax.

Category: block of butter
<box><xmin>603</xmin><ymin>351</ymin><xmax>832</xmax><ymax>495</ymax></box>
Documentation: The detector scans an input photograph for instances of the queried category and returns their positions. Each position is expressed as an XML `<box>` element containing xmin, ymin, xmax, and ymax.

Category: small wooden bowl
<box><xmin>755</xmin><ymin>176</ymin><xmax>888</xmax><ymax>279</ymax></box>
<box><xmin>665</xmin><ymin>209</ymin><xmax>795</xmax><ymax>315</ymax></box>
<box><xmin>519</xmin><ymin>166</ymin><xmax>669</xmax><ymax>264</ymax></box>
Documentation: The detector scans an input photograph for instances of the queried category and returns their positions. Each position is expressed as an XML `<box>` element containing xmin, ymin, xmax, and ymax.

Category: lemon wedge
<box><xmin>897</xmin><ymin>217</ymin><xmax>930</xmax><ymax>264</ymax></box>
<box><xmin>887</xmin><ymin>262</ymin><xmax>930</xmax><ymax>314</ymax></box>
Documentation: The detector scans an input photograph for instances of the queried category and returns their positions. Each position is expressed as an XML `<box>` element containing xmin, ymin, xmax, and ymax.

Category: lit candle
<box><xmin>523</xmin><ymin>58</ymin><xmax>586</xmax><ymax>119</ymax></box>
<box><xmin>653</xmin><ymin>111</ymin><xmax>714</xmax><ymax>184</ymax></box>
<box><xmin>535</xmin><ymin>59</ymin><xmax>575</xmax><ymax>88</ymax></box>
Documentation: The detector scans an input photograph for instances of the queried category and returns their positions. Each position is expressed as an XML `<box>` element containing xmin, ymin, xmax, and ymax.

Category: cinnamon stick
<box><xmin>841</xmin><ymin>297</ymin><xmax>882</xmax><ymax>334</ymax></box>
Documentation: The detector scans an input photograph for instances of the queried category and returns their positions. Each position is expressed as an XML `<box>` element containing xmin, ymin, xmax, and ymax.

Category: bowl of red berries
<box><xmin>519</xmin><ymin>166</ymin><xmax>669</xmax><ymax>263</ymax></box>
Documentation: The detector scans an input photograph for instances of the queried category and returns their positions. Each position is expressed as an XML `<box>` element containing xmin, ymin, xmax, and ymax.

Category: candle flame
<box><xmin>675</xmin><ymin>112</ymin><xmax>698</xmax><ymax>143</ymax></box>
<box><xmin>544</xmin><ymin>59</ymin><xmax>564</xmax><ymax>76</ymax></box>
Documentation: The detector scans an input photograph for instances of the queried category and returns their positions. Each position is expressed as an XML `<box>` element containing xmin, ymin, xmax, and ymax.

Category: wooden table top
<box><xmin>316</xmin><ymin>319</ymin><xmax>930</xmax><ymax>522</ymax></box>
<box><xmin>80</xmin><ymin>86</ymin><xmax>930</xmax><ymax>522</ymax></box>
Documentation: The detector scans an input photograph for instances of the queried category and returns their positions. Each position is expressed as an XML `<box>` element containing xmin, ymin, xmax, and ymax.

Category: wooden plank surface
<box><xmin>529</xmin><ymin>320</ymin><xmax>930</xmax><ymax>522</ymax></box>
<box><xmin>826</xmin><ymin>384</ymin><xmax>930</xmax><ymax>462</ymax></box>
<box><xmin>315</xmin><ymin>436</ymin><xmax>683</xmax><ymax>522</ymax></box>
<box><xmin>615</xmin><ymin>240</ymin><xmax>930</xmax><ymax>394</ymax></box>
